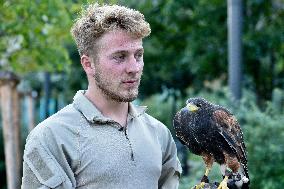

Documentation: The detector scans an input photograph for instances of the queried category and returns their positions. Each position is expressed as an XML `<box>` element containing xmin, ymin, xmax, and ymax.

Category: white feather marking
<box><xmin>242</xmin><ymin>176</ymin><xmax>249</xmax><ymax>183</ymax></box>
<box><xmin>235</xmin><ymin>180</ymin><xmax>243</xmax><ymax>189</ymax></box>
<box><xmin>220</xmin><ymin>164</ymin><xmax>226</xmax><ymax>176</ymax></box>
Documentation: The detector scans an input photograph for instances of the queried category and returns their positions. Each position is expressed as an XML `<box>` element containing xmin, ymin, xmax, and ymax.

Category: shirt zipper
<box><xmin>118</xmin><ymin>124</ymin><xmax>135</xmax><ymax>162</ymax></box>
<box><xmin>94</xmin><ymin>119</ymin><xmax>136</xmax><ymax>162</ymax></box>
<box><xmin>123</xmin><ymin>126</ymin><xmax>135</xmax><ymax>161</ymax></box>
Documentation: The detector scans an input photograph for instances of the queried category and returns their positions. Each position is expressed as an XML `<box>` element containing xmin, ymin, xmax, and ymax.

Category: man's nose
<box><xmin>126</xmin><ymin>56</ymin><xmax>142</xmax><ymax>73</ymax></box>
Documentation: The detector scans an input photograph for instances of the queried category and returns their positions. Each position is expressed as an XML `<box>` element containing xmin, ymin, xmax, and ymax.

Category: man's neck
<box><xmin>84</xmin><ymin>88</ymin><xmax>129</xmax><ymax>127</ymax></box>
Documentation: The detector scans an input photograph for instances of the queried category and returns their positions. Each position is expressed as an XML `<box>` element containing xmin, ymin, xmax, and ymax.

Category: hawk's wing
<box><xmin>212</xmin><ymin>108</ymin><xmax>249</xmax><ymax>178</ymax></box>
<box><xmin>173</xmin><ymin>110</ymin><xmax>187</xmax><ymax>146</ymax></box>
<box><xmin>173</xmin><ymin>109</ymin><xmax>203</xmax><ymax>155</ymax></box>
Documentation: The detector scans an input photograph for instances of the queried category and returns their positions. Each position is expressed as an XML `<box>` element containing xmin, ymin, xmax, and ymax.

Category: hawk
<box><xmin>173</xmin><ymin>98</ymin><xmax>249</xmax><ymax>189</ymax></box>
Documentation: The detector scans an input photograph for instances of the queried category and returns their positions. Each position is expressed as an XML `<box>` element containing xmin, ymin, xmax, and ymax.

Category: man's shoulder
<box><xmin>140</xmin><ymin>112</ymin><xmax>170</xmax><ymax>133</ymax></box>
<box><xmin>139</xmin><ymin>113</ymin><xmax>176</xmax><ymax>153</ymax></box>
<box><xmin>28</xmin><ymin>104</ymin><xmax>81</xmax><ymax>140</ymax></box>
<box><xmin>38</xmin><ymin>103</ymin><xmax>80</xmax><ymax>126</ymax></box>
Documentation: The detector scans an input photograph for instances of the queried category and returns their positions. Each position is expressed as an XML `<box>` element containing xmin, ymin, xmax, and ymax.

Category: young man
<box><xmin>21</xmin><ymin>3</ymin><xmax>182</xmax><ymax>189</ymax></box>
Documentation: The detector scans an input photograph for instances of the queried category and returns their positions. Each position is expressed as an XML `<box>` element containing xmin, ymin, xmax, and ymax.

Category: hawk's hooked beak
<box><xmin>186</xmin><ymin>103</ymin><xmax>199</xmax><ymax>112</ymax></box>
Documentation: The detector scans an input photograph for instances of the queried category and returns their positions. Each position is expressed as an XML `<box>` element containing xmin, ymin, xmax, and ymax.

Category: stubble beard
<box><xmin>93</xmin><ymin>71</ymin><xmax>140</xmax><ymax>102</ymax></box>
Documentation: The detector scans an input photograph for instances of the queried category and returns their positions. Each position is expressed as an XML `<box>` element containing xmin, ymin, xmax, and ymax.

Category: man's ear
<box><xmin>81</xmin><ymin>55</ymin><xmax>94</xmax><ymax>75</ymax></box>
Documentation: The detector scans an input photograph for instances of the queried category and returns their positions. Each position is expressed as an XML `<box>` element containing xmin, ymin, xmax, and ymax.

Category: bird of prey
<box><xmin>173</xmin><ymin>98</ymin><xmax>249</xmax><ymax>189</ymax></box>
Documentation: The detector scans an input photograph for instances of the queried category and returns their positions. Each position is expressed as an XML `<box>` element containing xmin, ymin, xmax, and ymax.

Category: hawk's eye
<box><xmin>196</xmin><ymin>103</ymin><xmax>202</xmax><ymax>108</ymax></box>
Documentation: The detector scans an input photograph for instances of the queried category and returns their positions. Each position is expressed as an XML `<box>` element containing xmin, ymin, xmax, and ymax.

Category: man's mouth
<box><xmin>123</xmin><ymin>79</ymin><xmax>138</xmax><ymax>83</ymax></box>
<box><xmin>122</xmin><ymin>79</ymin><xmax>139</xmax><ymax>87</ymax></box>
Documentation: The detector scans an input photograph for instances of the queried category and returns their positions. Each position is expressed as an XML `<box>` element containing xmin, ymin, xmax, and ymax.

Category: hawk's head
<box><xmin>185</xmin><ymin>97</ymin><xmax>213</xmax><ymax>113</ymax></box>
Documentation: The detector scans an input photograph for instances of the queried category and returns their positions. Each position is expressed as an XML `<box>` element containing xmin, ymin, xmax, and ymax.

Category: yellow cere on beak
<box><xmin>186</xmin><ymin>103</ymin><xmax>199</xmax><ymax>112</ymax></box>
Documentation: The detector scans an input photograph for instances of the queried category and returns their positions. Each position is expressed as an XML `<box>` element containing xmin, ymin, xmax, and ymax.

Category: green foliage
<box><xmin>141</xmin><ymin>86</ymin><xmax>284</xmax><ymax>189</ymax></box>
<box><xmin>0</xmin><ymin>0</ymin><xmax>78</xmax><ymax>74</ymax></box>
<box><xmin>243</xmin><ymin>0</ymin><xmax>284</xmax><ymax>101</ymax></box>
<box><xmin>240</xmin><ymin>101</ymin><xmax>284</xmax><ymax>188</ymax></box>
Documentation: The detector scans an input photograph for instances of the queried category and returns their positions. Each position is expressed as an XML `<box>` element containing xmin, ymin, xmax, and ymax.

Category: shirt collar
<box><xmin>72</xmin><ymin>90</ymin><xmax>147</xmax><ymax>124</ymax></box>
<box><xmin>128</xmin><ymin>103</ymin><xmax>147</xmax><ymax>119</ymax></box>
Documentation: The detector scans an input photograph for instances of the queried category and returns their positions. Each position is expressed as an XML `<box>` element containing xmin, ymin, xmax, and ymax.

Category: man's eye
<box><xmin>135</xmin><ymin>53</ymin><xmax>143</xmax><ymax>60</ymax></box>
<box><xmin>113</xmin><ymin>54</ymin><xmax>125</xmax><ymax>62</ymax></box>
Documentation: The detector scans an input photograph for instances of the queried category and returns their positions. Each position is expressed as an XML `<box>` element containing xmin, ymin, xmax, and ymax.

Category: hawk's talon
<box><xmin>201</xmin><ymin>175</ymin><xmax>209</xmax><ymax>183</ymax></box>
<box><xmin>191</xmin><ymin>182</ymin><xmax>205</xmax><ymax>189</ymax></box>
<box><xmin>217</xmin><ymin>176</ymin><xmax>229</xmax><ymax>189</ymax></box>
<box><xmin>225</xmin><ymin>169</ymin><xmax>232</xmax><ymax>177</ymax></box>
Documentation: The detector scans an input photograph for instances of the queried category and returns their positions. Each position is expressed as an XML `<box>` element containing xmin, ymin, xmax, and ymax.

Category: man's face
<box><xmin>91</xmin><ymin>30</ymin><xmax>144</xmax><ymax>102</ymax></box>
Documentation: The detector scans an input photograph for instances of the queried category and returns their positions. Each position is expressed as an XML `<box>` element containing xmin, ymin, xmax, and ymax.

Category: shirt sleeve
<box><xmin>21</xmin><ymin>132</ymin><xmax>74</xmax><ymax>189</ymax></box>
<box><xmin>158</xmin><ymin>128</ymin><xmax>182</xmax><ymax>189</ymax></box>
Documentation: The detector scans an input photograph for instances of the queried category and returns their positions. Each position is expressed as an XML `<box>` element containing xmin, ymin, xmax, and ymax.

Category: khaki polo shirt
<box><xmin>22</xmin><ymin>91</ymin><xmax>182</xmax><ymax>189</ymax></box>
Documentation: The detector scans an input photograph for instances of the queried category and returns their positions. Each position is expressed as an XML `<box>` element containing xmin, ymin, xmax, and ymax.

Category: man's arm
<box><xmin>158</xmin><ymin>128</ymin><xmax>182</xmax><ymax>189</ymax></box>
<box><xmin>21</xmin><ymin>132</ymin><xmax>74</xmax><ymax>189</ymax></box>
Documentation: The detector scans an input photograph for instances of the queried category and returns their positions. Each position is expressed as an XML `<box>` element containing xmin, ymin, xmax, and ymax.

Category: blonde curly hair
<box><xmin>71</xmin><ymin>3</ymin><xmax>151</xmax><ymax>57</ymax></box>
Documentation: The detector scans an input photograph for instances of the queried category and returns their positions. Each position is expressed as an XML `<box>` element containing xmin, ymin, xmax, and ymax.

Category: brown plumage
<box><xmin>173</xmin><ymin>98</ymin><xmax>249</xmax><ymax>189</ymax></box>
